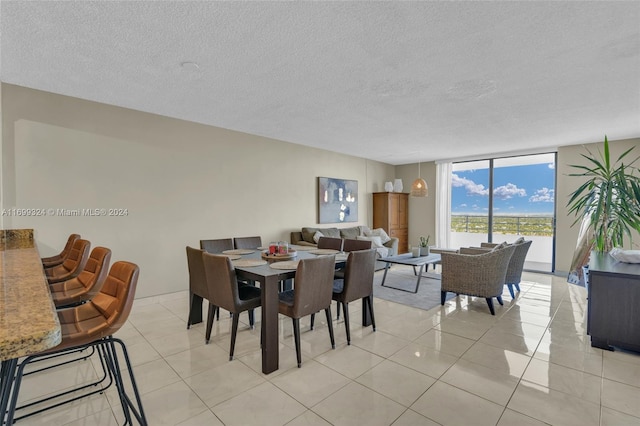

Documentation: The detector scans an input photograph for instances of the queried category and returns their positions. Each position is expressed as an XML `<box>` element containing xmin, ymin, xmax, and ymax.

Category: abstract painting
<box><xmin>318</xmin><ymin>177</ymin><xmax>358</xmax><ymax>223</ymax></box>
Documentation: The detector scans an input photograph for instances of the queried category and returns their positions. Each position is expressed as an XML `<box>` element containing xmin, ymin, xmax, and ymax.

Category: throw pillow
<box><xmin>313</xmin><ymin>231</ymin><xmax>324</xmax><ymax>244</ymax></box>
<box><xmin>491</xmin><ymin>241</ymin><xmax>509</xmax><ymax>251</ymax></box>
<box><xmin>514</xmin><ymin>237</ymin><xmax>525</xmax><ymax>244</ymax></box>
<box><xmin>357</xmin><ymin>235</ymin><xmax>384</xmax><ymax>248</ymax></box>
<box><xmin>365</xmin><ymin>228</ymin><xmax>391</xmax><ymax>244</ymax></box>
<box><xmin>301</xmin><ymin>227</ymin><xmax>320</xmax><ymax>244</ymax></box>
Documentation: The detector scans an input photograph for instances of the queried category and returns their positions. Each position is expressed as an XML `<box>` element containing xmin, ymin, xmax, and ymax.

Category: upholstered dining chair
<box><xmin>202</xmin><ymin>253</ymin><xmax>262</xmax><ymax>360</ymax></box>
<box><xmin>480</xmin><ymin>240</ymin><xmax>532</xmax><ymax>298</ymax></box>
<box><xmin>50</xmin><ymin>246</ymin><xmax>111</xmax><ymax>308</ymax></box>
<box><xmin>331</xmin><ymin>248</ymin><xmax>377</xmax><ymax>345</ymax></box>
<box><xmin>279</xmin><ymin>255</ymin><xmax>336</xmax><ymax>367</ymax></box>
<box><xmin>440</xmin><ymin>244</ymin><xmax>516</xmax><ymax>315</ymax></box>
<box><xmin>41</xmin><ymin>233</ymin><xmax>81</xmax><ymax>268</ymax></box>
<box><xmin>200</xmin><ymin>238</ymin><xmax>234</xmax><ymax>253</ymax></box>
<box><xmin>342</xmin><ymin>238</ymin><xmax>373</xmax><ymax>252</ymax></box>
<box><xmin>8</xmin><ymin>261</ymin><xmax>147</xmax><ymax>425</ymax></box>
<box><xmin>233</xmin><ymin>236</ymin><xmax>262</xmax><ymax>250</ymax></box>
<box><xmin>333</xmin><ymin>239</ymin><xmax>373</xmax><ymax>318</ymax></box>
<box><xmin>186</xmin><ymin>246</ymin><xmax>219</xmax><ymax>340</ymax></box>
<box><xmin>45</xmin><ymin>238</ymin><xmax>91</xmax><ymax>284</ymax></box>
<box><xmin>317</xmin><ymin>236</ymin><xmax>343</xmax><ymax>251</ymax></box>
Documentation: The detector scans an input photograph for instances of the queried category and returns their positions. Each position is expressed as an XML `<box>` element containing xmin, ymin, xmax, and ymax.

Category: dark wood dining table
<box><xmin>190</xmin><ymin>246</ymin><xmax>372</xmax><ymax>374</ymax></box>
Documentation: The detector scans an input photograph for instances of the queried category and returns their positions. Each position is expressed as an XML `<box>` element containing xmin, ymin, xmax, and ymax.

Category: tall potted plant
<box><xmin>567</xmin><ymin>135</ymin><xmax>640</xmax><ymax>256</ymax></box>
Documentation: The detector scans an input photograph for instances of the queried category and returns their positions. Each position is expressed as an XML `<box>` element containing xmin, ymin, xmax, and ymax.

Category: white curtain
<box><xmin>435</xmin><ymin>162</ymin><xmax>452</xmax><ymax>248</ymax></box>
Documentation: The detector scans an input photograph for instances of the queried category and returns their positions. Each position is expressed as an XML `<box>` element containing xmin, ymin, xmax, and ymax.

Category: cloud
<box><xmin>451</xmin><ymin>173</ymin><xmax>489</xmax><ymax>196</ymax></box>
<box><xmin>493</xmin><ymin>183</ymin><xmax>526</xmax><ymax>200</ymax></box>
<box><xmin>548</xmin><ymin>163</ymin><xmax>555</xmax><ymax>169</ymax></box>
<box><xmin>460</xmin><ymin>203</ymin><xmax>467</xmax><ymax>208</ymax></box>
<box><xmin>530</xmin><ymin>187</ymin><xmax>555</xmax><ymax>202</ymax></box>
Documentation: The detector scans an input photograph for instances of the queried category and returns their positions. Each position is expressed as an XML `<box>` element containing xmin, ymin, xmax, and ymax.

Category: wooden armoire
<box><xmin>372</xmin><ymin>192</ymin><xmax>409</xmax><ymax>254</ymax></box>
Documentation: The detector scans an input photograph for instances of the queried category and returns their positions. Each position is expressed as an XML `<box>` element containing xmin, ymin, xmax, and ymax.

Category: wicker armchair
<box><xmin>480</xmin><ymin>240</ymin><xmax>532</xmax><ymax>298</ymax></box>
<box><xmin>440</xmin><ymin>244</ymin><xmax>516</xmax><ymax>315</ymax></box>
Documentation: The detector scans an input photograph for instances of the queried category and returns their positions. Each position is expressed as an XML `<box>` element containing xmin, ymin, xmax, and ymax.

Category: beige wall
<box><xmin>395</xmin><ymin>162</ymin><xmax>437</xmax><ymax>249</ymax></box>
<box><xmin>555</xmin><ymin>137</ymin><xmax>640</xmax><ymax>273</ymax></box>
<box><xmin>1</xmin><ymin>84</ymin><xmax>395</xmax><ymax>298</ymax></box>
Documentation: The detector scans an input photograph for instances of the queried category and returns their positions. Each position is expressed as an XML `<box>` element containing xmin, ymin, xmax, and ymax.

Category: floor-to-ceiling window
<box><xmin>450</xmin><ymin>153</ymin><xmax>556</xmax><ymax>272</ymax></box>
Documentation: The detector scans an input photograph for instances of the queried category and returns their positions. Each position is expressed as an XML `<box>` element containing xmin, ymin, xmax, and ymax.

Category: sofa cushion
<box><xmin>340</xmin><ymin>227</ymin><xmax>361</xmax><ymax>240</ymax></box>
<box><xmin>313</xmin><ymin>231</ymin><xmax>324</xmax><ymax>243</ymax></box>
<box><xmin>365</xmin><ymin>228</ymin><xmax>391</xmax><ymax>244</ymax></box>
<box><xmin>301</xmin><ymin>227</ymin><xmax>340</xmax><ymax>243</ymax></box>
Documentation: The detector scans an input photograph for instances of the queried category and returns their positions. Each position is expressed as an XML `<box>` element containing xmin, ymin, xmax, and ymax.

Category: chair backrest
<box><xmin>202</xmin><ymin>253</ymin><xmax>241</xmax><ymax>312</ymax></box>
<box><xmin>441</xmin><ymin>244</ymin><xmax>516</xmax><ymax>297</ymax></box>
<box><xmin>54</xmin><ymin>261</ymin><xmax>140</xmax><ymax>351</ymax></box>
<box><xmin>342</xmin><ymin>249</ymin><xmax>377</xmax><ymax>302</ymax></box>
<box><xmin>57</xmin><ymin>246</ymin><xmax>111</xmax><ymax>302</ymax></box>
<box><xmin>186</xmin><ymin>246</ymin><xmax>209</xmax><ymax>300</ymax></box>
<box><xmin>505</xmin><ymin>240</ymin><xmax>532</xmax><ymax>283</ymax></box>
<box><xmin>234</xmin><ymin>236</ymin><xmax>262</xmax><ymax>250</ymax></box>
<box><xmin>343</xmin><ymin>238</ymin><xmax>372</xmax><ymax>252</ymax></box>
<box><xmin>200</xmin><ymin>238</ymin><xmax>234</xmax><ymax>253</ymax></box>
<box><xmin>291</xmin><ymin>255</ymin><xmax>336</xmax><ymax>318</ymax></box>
<box><xmin>43</xmin><ymin>233</ymin><xmax>81</xmax><ymax>263</ymax></box>
<box><xmin>61</xmin><ymin>239</ymin><xmax>91</xmax><ymax>275</ymax></box>
<box><xmin>317</xmin><ymin>237</ymin><xmax>343</xmax><ymax>251</ymax></box>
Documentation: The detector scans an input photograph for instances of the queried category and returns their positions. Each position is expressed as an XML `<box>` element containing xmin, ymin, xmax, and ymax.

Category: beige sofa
<box><xmin>290</xmin><ymin>226</ymin><xmax>398</xmax><ymax>270</ymax></box>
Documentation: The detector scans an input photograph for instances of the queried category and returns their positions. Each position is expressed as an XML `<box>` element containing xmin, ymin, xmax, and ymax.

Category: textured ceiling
<box><xmin>1</xmin><ymin>1</ymin><xmax>639</xmax><ymax>165</ymax></box>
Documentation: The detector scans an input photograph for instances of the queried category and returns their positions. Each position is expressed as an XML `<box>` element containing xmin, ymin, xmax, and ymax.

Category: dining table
<box><xmin>0</xmin><ymin>229</ymin><xmax>62</xmax><ymax>424</ymax></box>
<box><xmin>191</xmin><ymin>245</ymin><xmax>372</xmax><ymax>374</ymax></box>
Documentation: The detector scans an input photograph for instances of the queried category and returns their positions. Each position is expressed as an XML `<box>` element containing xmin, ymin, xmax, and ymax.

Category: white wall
<box><xmin>1</xmin><ymin>84</ymin><xmax>396</xmax><ymax>298</ymax></box>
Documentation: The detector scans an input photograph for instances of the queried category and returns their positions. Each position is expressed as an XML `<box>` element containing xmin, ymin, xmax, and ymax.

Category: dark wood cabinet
<box><xmin>373</xmin><ymin>192</ymin><xmax>409</xmax><ymax>254</ymax></box>
<box><xmin>587</xmin><ymin>251</ymin><xmax>640</xmax><ymax>352</ymax></box>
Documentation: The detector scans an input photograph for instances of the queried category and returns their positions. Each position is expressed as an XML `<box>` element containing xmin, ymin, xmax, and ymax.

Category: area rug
<box><xmin>373</xmin><ymin>267</ymin><xmax>454</xmax><ymax>311</ymax></box>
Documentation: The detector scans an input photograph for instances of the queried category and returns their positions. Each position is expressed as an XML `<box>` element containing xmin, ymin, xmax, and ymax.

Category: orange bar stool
<box><xmin>45</xmin><ymin>238</ymin><xmax>91</xmax><ymax>284</ymax></box>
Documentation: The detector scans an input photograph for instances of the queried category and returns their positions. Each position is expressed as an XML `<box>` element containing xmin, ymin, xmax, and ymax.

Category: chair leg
<box><xmin>336</xmin><ymin>301</ymin><xmax>341</xmax><ymax>320</ymax></box>
<box><xmin>342</xmin><ymin>302</ymin><xmax>351</xmax><ymax>345</ymax></box>
<box><xmin>325</xmin><ymin>307</ymin><xmax>335</xmax><ymax>349</ymax></box>
<box><xmin>365</xmin><ymin>296</ymin><xmax>376</xmax><ymax>331</ymax></box>
<box><xmin>514</xmin><ymin>283</ymin><xmax>521</xmax><ymax>292</ymax></box>
<box><xmin>310</xmin><ymin>313</ymin><xmax>315</xmax><ymax>330</ymax></box>
<box><xmin>497</xmin><ymin>296</ymin><xmax>504</xmax><ymax>306</ymax></box>
<box><xmin>106</xmin><ymin>337</ymin><xmax>148</xmax><ymax>425</ymax></box>
<box><xmin>507</xmin><ymin>284</ymin><xmax>515</xmax><ymax>299</ymax></box>
<box><xmin>248</xmin><ymin>309</ymin><xmax>255</xmax><ymax>329</ymax></box>
<box><xmin>292</xmin><ymin>318</ymin><xmax>302</xmax><ymax>368</ymax></box>
<box><xmin>205</xmin><ymin>303</ymin><xmax>216</xmax><ymax>344</ymax></box>
<box><xmin>485</xmin><ymin>298</ymin><xmax>495</xmax><ymax>315</ymax></box>
<box><xmin>229</xmin><ymin>313</ymin><xmax>240</xmax><ymax>361</ymax></box>
<box><xmin>441</xmin><ymin>291</ymin><xmax>447</xmax><ymax>305</ymax></box>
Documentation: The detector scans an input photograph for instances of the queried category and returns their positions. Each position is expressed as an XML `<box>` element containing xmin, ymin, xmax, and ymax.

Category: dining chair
<box><xmin>317</xmin><ymin>236</ymin><xmax>343</xmax><ymax>251</ymax></box>
<box><xmin>440</xmin><ymin>244</ymin><xmax>516</xmax><ymax>315</ymax></box>
<box><xmin>233</xmin><ymin>236</ymin><xmax>262</xmax><ymax>250</ymax></box>
<box><xmin>342</xmin><ymin>238</ymin><xmax>372</xmax><ymax>252</ymax></box>
<box><xmin>45</xmin><ymin>238</ymin><xmax>91</xmax><ymax>284</ymax></box>
<box><xmin>186</xmin><ymin>246</ymin><xmax>219</xmax><ymax>340</ymax></box>
<box><xmin>8</xmin><ymin>261</ymin><xmax>147</xmax><ymax>425</ymax></box>
<box><xmin>333</xmin><ymin>238</ymin><xmax>373</xmax><ymax>318</ymax></box>
<box><xmin>279</xmin><ymin>255</ymin><xmax>336</xmax><ymax>367</ymax></box>
<box><xmin>331</xmin><ymin>248</ymin><xmax>377</xmax><ymax>345</ymax></box>
<box><xmin>202</xmin><ymin>253</ymin><xmax>262</xmax><ymax>360</ymax></box>
<box><xmin>41</xmin><ymin>233</ymin><xmax>81</xmax><ymax>268</ymax></box>
<box><xmin>50</xmin><ymin>246</ymin><xmax>111</xmax><ymax>308</ymax></box>
<box><xmin>200</xmin><ymin>238</ymin><xmax>234</xmax><ymax>253</ymax></box>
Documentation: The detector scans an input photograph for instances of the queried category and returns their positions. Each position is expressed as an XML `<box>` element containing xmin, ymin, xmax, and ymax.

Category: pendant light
<box><xmin>410</xmin><ymin>161</ymin><xmax>428</xmax><ymax>197</ymax></box>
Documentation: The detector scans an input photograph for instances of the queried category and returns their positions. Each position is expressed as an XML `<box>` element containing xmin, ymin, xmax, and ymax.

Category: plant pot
<box><xmin>419</xmin><ymin>246</ymin><xmax>430</xmax><ymax>256</ymax></box>
<box><xmin>411</xmin><ymin>247</ymin><xmax>420</xmax><ymax>258</ymax></box>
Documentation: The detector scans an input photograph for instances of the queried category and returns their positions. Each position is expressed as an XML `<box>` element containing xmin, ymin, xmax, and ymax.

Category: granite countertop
<box><xmin>0</xmin><ymin>229</ymin><xmax>62</xmax><ymax>361</ymax></box>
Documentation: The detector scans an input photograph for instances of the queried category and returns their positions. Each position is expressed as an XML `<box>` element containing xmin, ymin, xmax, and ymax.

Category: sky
<box><xmin>451</xmin><ymin>155</ymin><xmax>556</xmax><ymax>216</ymax></box>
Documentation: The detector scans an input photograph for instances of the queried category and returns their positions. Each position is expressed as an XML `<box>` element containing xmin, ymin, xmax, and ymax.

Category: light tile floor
<box><xmin>13</xmin><ymin>271</ymin><xmax>640</xmax><ymax>425</ymax></box>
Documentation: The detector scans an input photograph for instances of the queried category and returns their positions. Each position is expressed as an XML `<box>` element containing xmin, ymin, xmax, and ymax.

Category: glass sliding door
<box><xmin>450</xmin><ymin>153</ymin><xmax>556</xmax><ymax>272</ymax></box>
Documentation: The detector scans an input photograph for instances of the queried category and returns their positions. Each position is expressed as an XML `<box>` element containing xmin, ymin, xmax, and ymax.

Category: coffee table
<box><xmin>379</xmin><ymin>253</ymin><xmax>442</xmax><ymax>293</ymax></box>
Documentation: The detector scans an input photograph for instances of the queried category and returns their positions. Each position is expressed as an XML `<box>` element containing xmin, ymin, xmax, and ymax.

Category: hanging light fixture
<box><xmin>410</xmin><ymin>161</ymin><xmax>428</xmax><ymax>197</ymax></box>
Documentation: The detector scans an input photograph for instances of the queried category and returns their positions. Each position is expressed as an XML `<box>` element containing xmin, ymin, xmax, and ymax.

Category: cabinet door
<box><xmin>398</xmin><ymin>194</ymin><xmax>408</xmax><ymax>228</ymax></box>
<box><xmin>389</xmin><ymin>194</ymin><xmax>400</xmax><ymax>228</ymax></box>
